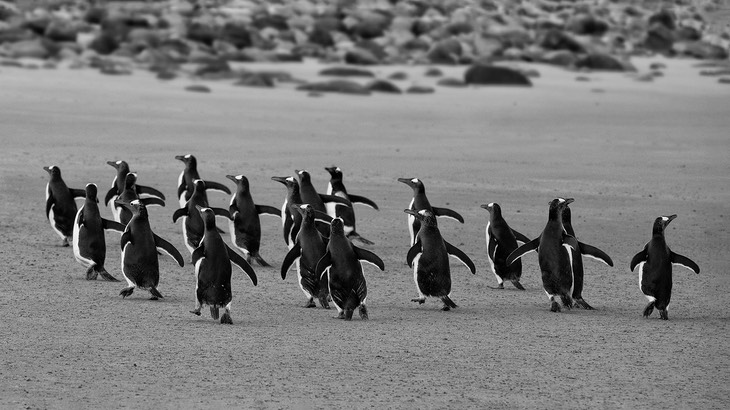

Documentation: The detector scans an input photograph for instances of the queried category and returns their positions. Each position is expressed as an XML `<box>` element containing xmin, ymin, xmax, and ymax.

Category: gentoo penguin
<box><xmin>72</xmin><ymin>184</ymin><xmax>125</xmax><ymax>281</ymax></box>
<box><xmin>117</xmin><ymin>172</ymin><xmax>165</xmax><ymax>226</ymax></box>
<box><xmin>104</xmin><ymin>160</ymin><xmax>165</xmax><ymax>221</ymax></box>
<box><xmin>397</xmin><ymin>178</ymin><xmax>464</xmax><ymax>246</ymax></box>
<box><xmin>116</xmin><ymin>199</ymin><xmax>185</xmax><ymax>299</ymax></box>
<box><xmin>175</xmin><ymin>154</ymin><xmax>231</xmax><ymax>207</ymax></box>
<box><xmin>480</xmin><ymin>203</ymin><xmax>531</xmax><ymax>290</ymax></box>
<box><xmin>562</xmin><ymin>204</ymin><xmax>614</xmax><ymax>309</ymax></box>
<box><xmin>405</xmin><ymin>209</ymin><xmax>476</xmax><ymax>310</ymax></box>
<box><xmin>226</xmin><ymin>174</ymin><xmax>280</xmax><ymax>267</ymax></box>
<box><xmin>173</xmin><ymin>179</ymin><xmax>230</xmax><ymax>255</ymax></box>
<box><xmin>44</xmin><ymin>165</ymin><xmax>85</xmax><ymax>246</ymax></box>
<box><xmin>324</xmin><ymin>166</ymin><xmax>379</xmax><ymax>245</ymax></box>
<box><xmin>295</xmin><ymin>169</ymin><xmax>351</xmax><ymax>237</ymax></box>
<box><xmin>281</xmin><ymin>204</ymin><xmax>330</xmax><ymax>309</ymax></box>
<box><xmin>314</xmin><ymin>218</ymin><xmax>385</xmax><ymax>320</ymax></box>
<box><xmin>630</xmin><ymin>215</ymin><xmax>700</xmax><ymax>320</ymax></box>
<box><xmin>191</xmin><ymin>206</ymin><xmax>258</xmax><ymax>324</ymax></box>
<box><xmin>272</xmin><ymin>176</ymin><xmax>332</xmax><ymax>249</ymax></box>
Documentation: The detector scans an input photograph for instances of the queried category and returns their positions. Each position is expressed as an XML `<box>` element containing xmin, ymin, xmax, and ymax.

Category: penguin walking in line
<box><xmin>562</xmin><ymin>204</ymin><xmax>614</xmax><ymax>310</ymax></box>
<box><xmin>226</xmin><ymin>174</ymin><xmax>281</xmax><ymax>267</ymax></box>
<box><xmin>117</xmin><ymin>173</ymin><xmax>165</xmax><ymax>226</ymax></box>
<box><xmin>272</xmin><ymin>176</ymin><xmax>332</xmax><ymax>249</ymax></box>
<box><xmin>116</xmin><ymin>199</ymin><xmax>185</xmax><ymax>299</ymax></box>
<box><xmin>405</xmin><ymin>209</ymin><xmax>476</xmax><ymax>310</ymax></box>
<box><xmin>295</xmin><ymin>169</ymin><xmax>351</xmax><ymax>238</ymax></box>
<box><xmin>281</xmin><ymin>204</ymin><xmax>331</xmax><ymax>309</ymax></box>
<box><xmin>315</xmin><ymin>218</ymin><xmax>385</xmax><ymax>320</ymax></box>
<box><xmin>191</xmin><ymin>206</ymin><xmax>258</xmax><ymax>324</ymax></box>
<box><xmin>173</xmin><ymin>180</ymin><xmax>230</xmax><ymax>255</ymax></box>
<box><xmin>73</xmin><ymin>184</ymin><xmax>126</xmax><ymax>281</ymax></box>
<box><xmin>397</xmin><ymin>178</ymin><xmax>464</xmax><ymax>246</ymax></box>
<box><xmin>630</xmin><ymin>215</ymin><xmax>700</xmax><ymax>320</ymax></box>
<box><xmin>104</xmin><ymin>160</ymin><xmax>165</xmax><ymax>221</ymax></box>
<box><xmin>175</xmin><ymin>154</ymin><xmax>231</xmax><ymax>207</ymax></box>
<box><xmin>44</xmin><ymin>165</ymin><xmax>85</xmax><ymax>246</ymax></box>
<box><xmin>481</xmin><ymin>203</ymin><xmax>531</xmax><ymax>290</ymax></box>
<box><xmin>324</xmin><ymin>166</ymin><xmax>379</xmax><ymax>245</ymax></box>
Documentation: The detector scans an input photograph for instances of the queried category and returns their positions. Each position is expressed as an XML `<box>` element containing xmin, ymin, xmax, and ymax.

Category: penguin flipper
<box><xmin>347</xmin><ymin>194</ymin><xmax>379</xmax><ymax>210</ymax></box>
<box><xmin>256</xmin><ymin>205</ymin><xmax>281</xmax><ymax>217</ymax></box>
<box><xmin>315</xmin><ymin>251</ymin><xmax>332</xmax><ymax>279</ymax></box>
<box><xmin>432</xmin><ymin>207</ymin><xmax>465</xmax><ymax>223</ymax></box>
<box><xmin>562</xmin><ymin>233</ymin><xmax>579</xmax><ymax>251</ymax></box>
<box><xmin>314</xmin><ymin>210</ymin><xmax>333</xmax><ymax>223</ymax></box>
<box><xmin>506</xmin><ymin>237</ymin><xmax>540</xmax><ymax>265</ymax></box>
<box><xmin>141</xmin><ymin>197</ymin><xmax>165</xmax><ymax>207</ymax></box>
<box><xmin>281</xmin><ymin>243</ymin><xmax>302</xmax><ymax>279</ymax></box>
<box><xmin>101</xmin><ymin>218</ymin><xmax>125</xmax><ymax>232</ymax></box>
<box><xmin>120</xmin><ymin>231</ymin><xmax>132</xmax><ymax>250</ymax></box>
<box><xmin>103</xmin><ymin>187</ymin><xmax>117</xmax><ymax>206</ymax></box>
<box><xmin>226</xmin><ymin>244</ymin><xmax>257</xmax><ymax>285</ymax></box>
<box><xmin>406</xmin><ymin>241</ymin><xmax>422</xmax><ymax>268</ymax></box>
<box><xmin>319</xmin><ymin>194</ymin><xmax>352</xmax><ymax>208</ymax></box>
<box><xmin>191</xmin><ymin>244</ymin><xmax>205</xmax><ymax>266</ymax></box>
<box><xmin>630</xmin><ymin>247</ymin><xmax>648</xmax><ymax>272</ymax></box>
<box><xmin>153</xmin><ymin>234</ymin><xmax>185</xmax><ymax>267</ymax></box>
<box><xmin>512</xmin><ymin>229</ymin><xmax>531</xmax><ymax>244</ymax></box>
<box><xmin>70</xmin><ymin>188</ymin><xmax>86</xmax><ymax>199</ymax></box>
<box><xmin>136</xmin><ymin>185</ymin><xmax>166</xmax><ymax>200</ymax></box>
<box><xmin>212</xmin><ymin>207</ymin><xmax>231</xmax><ymax>219</ymax></box>
<box><xmin>172</xmin><ymin>207</ymin><xmax>188</xmax><ymax>223</ymax></box>
<box><xmin>444</xmin><ymin>240</ymin><xmax>476</xmax><ymax>274</ymax></box>
<box><xmin>353</xmin><ymin>246</ymin><xmax>385</xmax><ymax>271</ymax></box>
<box><xmin>671</xmin><ymin>252</ymin><xmax>700</xmax><ymax>274</ymax></box>
<box><xmin>202</xmin><ymin>180</ymin><xmax>232</xmax><ymax>195</ymax></box>
<box><xmin>578</xmin><ymin>241</ymin><xmax>614</xmax><ymax>267</ymax></box>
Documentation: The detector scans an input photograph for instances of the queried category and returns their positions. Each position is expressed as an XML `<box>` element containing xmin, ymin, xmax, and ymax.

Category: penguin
<box><xmin>324</xmin><ymin>166</ymin><xmax>379</xmax><ymax>245</ymax></box>
<box><xmin>116</xmin><ymin>199</ymin><xmax>185</xmax><ymax>299</ymax></box>
<box><xmin>397</xmin><ymin>178</ymin><xmax>464</xmax><ymax>246</ymax></box>
<box><xmin>226</xmin><ymin>174</ymin><xmax>281</xmax><ymax>267</ymax></box>
<box><xmin>404</xmin><ymin>209</ymin><xmax>476</xmax><ymax>310</ymax></box>
<box><xmin>480</xmin><ymin>203</ymin><xmax>531</xmax><ymax>290</ymax></box>
<box><xmin>295</xmin><ymin>169</ymin><xmax>351</xmax><ymax>238</ymax></box>
<box><xmin>190</xmin><ymin>206</ymin><xmax>258</xmax><ymax>324</ymax></box>
<box><xmin>281</xmin><ymin>204</ymin><xmax>330</xmax><ymax>309</ymax></box>
<box><xmin>314</xmin><ymin>218</ymin><xmax>385</xmax><ymax>320</ymax></box>
<box><xmin>271</xmin><ymin>176</ymin><xmax>332</xmax><ymax>249</ymax></box>
<box><xmin>72</xmin><ymin>183</ymin><xmax>126</xmax><ymax>281</ymax></box>
<box><xmin>173</xmin><ymin>179</ymin><xmax>230</xmax><ymax>255</ymax></box>
<box><xmin>175</xmin><ymin>154</ymin><xmax>231</xmax><ymax>207</ymax></box>
<box><xmin>103</xmin><ymin>160</ymin><xmax>165</xmax><ymax>221</ymax></box>
<box><xmin>44</xmin><ymin>165</ymin><xmax>85</xmax><ymax>246</ymax></box>
<box><xmin>562</xmin><ymin>204</ymin><xmax>614</xmax><ymax>310</ymax></box>
<box><xmin>630</xmin><ymin>215</ymin><xmax>700</xmax><ymax>320</ymax></box>
<box><xmin>117</xmin><ymin>172</ymin><xmax>165</xmax><ymax>226</ymax></box>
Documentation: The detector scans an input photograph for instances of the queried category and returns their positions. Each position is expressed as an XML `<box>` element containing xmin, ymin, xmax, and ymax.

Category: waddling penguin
<box><xmin>117</xmin><ymin>173</ymin><xmax>165</xmax><ymax>226</ymax></box>
<box><xmin>324</xmin><ymin>166</ymin><xmax>379</xmax><ymax>245</ymax></box>
<box><xmin>295</xmin><ymin>169</ymin><xmax>350</xmax><ymax>237</ymax></box>
<box><xmin>481</xmin><ymin>203</ymin><xmax>530</xmax><ymax>290</ymax></box>
<box><xmin>226</xmin><ymin>174</ymin><xmax>280</xmax><ymax>267</ymax></box>
<box><xmin>73</xmin><ymin>184</ymin><xmax>125</xmax><ymax>281</ymax></box>
<box><xmin>173</xmin><ymin>179</ymin><xmax>230</xmax><ymax>255</ymax></box>
<box><xmin>405</xmin><ymin>209</ymin><xmax>476</xmax><ymax>310</ymax></box>
<box><xmin>630</xmin><ymin>215</ymin><xmax>700</xmax><ymax>320</ymax></box>
<box><xmin>315</xmin><ymin>218</ymin><xmax>385</xmax><ymax>320</ymax></box>
<box><xmin>272</xmin><ymin>176</ymin><xmax>332</xmax><ymax>249</ymax></box>
<box><xmin>397</xmin><ymin>178</ymin><xmax>464</xmax><ymax>246</ymax></box>
<box><xmin>117</xmin><ymin>199</ymin><xmax>185</xmax><ymax>299</ymax></box>
<box><xmin>562</xmin><ymin>204</ymin><xmax>614</xmax><ymax>309</ymax></box>
<box><xmin>281</xmin><ymin>204</ymin><xmax>330</xmax><ymax>309</ymax></box>
<box><xmin>191</xmin><ymin>206</ymin><xmax>258</xmax><ymax>324</ymax></box>
<box><xmin>175</xmin><ymin>154</ymin><xmax>231</xmax><ymax>207</ymax></box>
<box><xmin>104</xmin><ymin>160</ymin><xmax>165</xmax><ymax>221</ymax></box>
<box><xmin>44</xmin><ymin>165</ymin><xmax>85</xmax><ymax>246</ymax></box>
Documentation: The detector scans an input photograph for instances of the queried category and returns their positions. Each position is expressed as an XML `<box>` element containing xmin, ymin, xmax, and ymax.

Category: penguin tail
<box><xmin>252</xmin><ymin>252</ymin><xmax>271</xmax><ymax>267</ymax></box>
<box><xmin>95</xmin><ymin>266</ymin><xmax>120</xmax><ymax>282</ymax></box>
<box><xmin>149</xmin><ymin>287</ymin><xmax>164</xmax><ymax>300</ymax></box>
<box><xmin>358</xmin><ymin>304</ymin><xmax>369</xmax><ymax>320</ymax></box>
<box><xmin>343</xmin><ymin>309</ymin><xmax>354</xmax><ymax>321</ymax></box>
<box><xmin>220</xmin><ymin>311</ymin><xmax>233</xmax><ymax>324</ymax></box>
<box><xmin>643</xmin><ymin>301</ymin><xmax>655</xmax><ymax>318</ymax></box>
<box><xmin>210</xmin><ymin>306</ymin><xmax>220</xmax><ymax>320</ymax></box>
<box><xmin>574</xmin><ymin>298</ymin><xmax>594</xmax><ymax>310</ymax></box>
<box><xmin>511</xmin><ymin>280</ymin><xmax>525</xmax><ymax>291</ymax></box>
<box><xmin>441</xmin><ymin>296</ymin><xmax>458</xmax><ymax>310</ymax></box>
<box><xmin>347</xmin><ymin>231</ymin><xmax>374</xmax><ymax>245</ymax></box>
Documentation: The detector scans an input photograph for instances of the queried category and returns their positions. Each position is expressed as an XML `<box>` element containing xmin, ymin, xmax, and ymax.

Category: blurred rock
<box><xmin>297</xmin><ymin>80</ymin><xmax>371</xmax><ymax>95</ymax></box>
<box><xmin>319</xmin><ymin>66</ymin><xmax>375</xmax><ymax>77</ymax></box>
<box><xmin>406</xmin><ymin>85</ymin><xmax>435</xmax><ymax>94</ymax></box>
<box><xmin>576</xmin><ymin>53</ymin><xmax>634</xmax><ymax>71</ymax></box>
<box><xmin>437</xmin><ymin>77</ymin><xmax>466</xmax><ymax>87</ymax></box>
<box><xmin>185</xmin><ymin>84</ymin><xmax>211</xmax><ymax>93</ymax></box>
<box><xmin>366</xmin><ymin>79</ymin><xmax>402</xmax><ymax>94</ymax></box>
<box><xmin>464</xmin><ymin>64</ymin><xmax>532</xmax><ymax>86</ymax></box>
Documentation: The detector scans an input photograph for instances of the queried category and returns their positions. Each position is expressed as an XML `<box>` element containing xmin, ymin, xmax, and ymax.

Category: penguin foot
<box><xmin>441</xmin><ymin>305</ymin><xmax>451</xmax><ymax>311</ymax></box>
<box><xmin>149</xmin><ymin>287</ymin><xmax>164</xmax><ymax>300</ymax></box>
<box><xmin>336</xmin><ymin>311</ymin><xmax>345</xmax><ymax>319</ymax></box>
<box><xmin>62</xmin><ymin>237</ymin><xmax>70</xmax><ymax>247</ymax></box>
<box><xmin>220</xmin><ymin>312</ymin><xmax>233</xmax><ymax>324</ymax></box>
<box><xmin>560</xmin><ymin>295</ymin><xmax>573</xmax><ymax>309</ymax></box>
<box><xmin>318</xmin><ymin>296</ymin><xmax>330</xmax><ymax>309</ymax></box>
<box><xmin>303</xmin><ymin>298</ymin><xmax>316</xmax><ymax>308</ymax></box>
<box><xmin>550</xmin><ymin>301</ymin><xmax>561</xmax><ymax>312</ymax></box>
<box><xmin>359</xmin><ymin>305</ymin><xmax>369</xmax><ymax>320</ymax></box>
<box><xmin>487</xmin><ymin>284</ymin><xmax>505</xmax><ymax>290</ymax></box>
<box><xmin>659</xmin><ymin>310</ymin><xmax>669</xmax><ymax>320</ymax></box>
<box><xmin>574</xmin><ymin>298</ymin><xmax>594</xmax><ymax>310</ymax></box>
<box><xmin>643</xmin><ymin>302</ymin><xmax>655</xmax><ymax>318</ymax></box>
<box><xmin>411</xmin><ymin>298</ymin><xmax>426</xmax><ymax>304</ymax></box>
<box><xmin>86</xmin><ymin>266</ymin><xmax>98</xmax><ymax>281</ymax></box>
<box><xmin>190</xmin><ymin>308</ymin><xmax>201</xmax><ymax>316</ymax></box>
<box><xmin>344</xmin><ymin>309</ymin><xmax>354</xmax><ymax>321</ymax></box>
<box><xmin>119</xmin><ymin>287</ymin><xmax>135</xmax><ymax>298</ymax></box>
<box><xmin>441</xmin><ymin>296</ymin><xmax>458</xmax><ymax>310</ymax></box>
<box><xmin>511</xmin><ymin>280</ymin><xmax>525</xmax><ymax>291</ymax></box>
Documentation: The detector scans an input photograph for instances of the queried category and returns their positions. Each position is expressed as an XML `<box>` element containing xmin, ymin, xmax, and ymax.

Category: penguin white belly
<box><xmin>485</xmin><ymin>223</ymin><xmax>502</xmax><ymax>284</ymax></box>
<box><xmin>47</xmin><ymin>204</ymin><xmax>66</xmax><ymax>240</ymax></box>
<box><xmin>636</xmin><ymin>262</ymin><xmax>656</xmax><ymax>302</ymax></box>
<box><xmin>412</xmin><ymin>253</ymin><xmax>426</xmax><ymax>298</ymax></box>
<box><xmin>72</xmin><ymin>207</ymin><xmax>95</xmax><ymax>268</ymax></box>
<box><xmin>119</xmin><ymin>242</ymin><xmax>136</xmax><ymax>288</ymax></box>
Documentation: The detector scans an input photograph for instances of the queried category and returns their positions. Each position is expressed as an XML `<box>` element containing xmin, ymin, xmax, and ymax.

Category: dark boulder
<box><xmin>297</xmin><ymin>80</ymin><xmax>371</xmax><ymax>95</ymax></box>
<box><xmin>319</xmin><ymin>67</ymin><xmax>375</xmax><ymax>77</ymax></box>
<box><xmin>464</xmin><ymin>65</ymin><xmax>532</xmax><ymax>86</ymax></box>
<box><xmin>366</xmin><ymin>80</ymin><xmax>402</xmax><ymax>94</ymax></box>
<box><xmin>576</xmin><ymin>53</ymin><xmax>632</xmax><ymax>71</ymax></box>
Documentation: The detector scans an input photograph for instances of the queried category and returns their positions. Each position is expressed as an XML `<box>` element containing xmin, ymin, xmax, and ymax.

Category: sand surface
<box><xmin>0</xmin><ymin>59</ymin><xmax>728</xmax><ymax>409</ymax></box>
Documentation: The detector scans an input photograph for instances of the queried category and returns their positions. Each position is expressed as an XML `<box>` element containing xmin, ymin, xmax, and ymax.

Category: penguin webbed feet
<box><xmin>560</xmin><ymin>295</ymin><xmax>573</xmax><ymax>309</ymax></box>
<box><xmin>220</xmin><ymin>311</ymin><xmax>233</xmax><ymax>324</ymax></box>
<box><xmin>303</xmin><ymin>298</ymin><xmax>316</xmax><ymax>308</ymax></box>
<box><xmin>62</xmin><ymin>237</ymin><xmax>71</xmax><ymax>247</ymax></box>
<box><xmin>86</xmin><ymin>266</ymin><xmax>98</xmax><ymax>281</ymax></box>
<box><xmin>411</xmin><ymin>297</ymin><xmax>426</xmax><ymax>304</ymax></box>
<box><xmin>119</xmin><ymin>287</ymin><xmax>135</xmax><ymax>298</ymax></box>
<box><xmin>190</xmin><ymin>308</ymin><xmax>202</xmax><ymax>316</ymax></box>
<box><xmin>659</xmin><ymin>310</ymin><xmax>669</xmax><ymax>320</ymax></box>
<box><xmin>318</xmin><ymin>296</ymin><xmax>330</xmax><ymax>309</ymax></box>
<box><xmin>359</xmin><ymin>305</ymin><xmax>369</xmax><ymax>320</ymax></box>
<box><xmin>550</xmin><ymin>301</ymin><xmax>561</xmax><ymax>312</ymax></box>
<box><xmin>487</xmin><ymin>283</ymin><xmax>505</xmax><ymax>290</ymax></box>
<box><xmin>574</xmin><ymin>298</ymin><xmax>594</xmax><ymax>310</ymax></box>
<box><xmin>643</xmin><ymin>301</ymin><xmax>655</xmax><ymax>318</ymax></box>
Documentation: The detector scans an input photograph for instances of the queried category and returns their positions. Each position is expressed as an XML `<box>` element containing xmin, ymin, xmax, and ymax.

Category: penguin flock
<box><xmin>44</xmin><ymin>156</ymin><xmax>701</xmax><ymax>323</ymax></box>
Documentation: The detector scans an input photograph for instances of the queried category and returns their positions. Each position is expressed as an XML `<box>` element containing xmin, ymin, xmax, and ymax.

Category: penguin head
<box><xmin>226</xmin><ymin>174</ymin><xmax>249</xmax><ymax>192</ymax></box>
<box><xmin>175</xmin><ymin>154</ymin><xmax>196</xmax><ymax>169</ymax></box>
<box><xmin>330</xmin><ymin>217</ymin><xmax>345</xmax><ymax>236</ymax></box>
<box><xmin>397</xmin><ymin>177</ymin><xmax>425</xmax><ymax>193</ymax></box>
<box><xmin>295</xmin><ymin>169</ymin><xmax>311</xmax><ymax>184</ymax></box>
<box><xmin>115</xmin><ymin>198</ymin><xmax>145</xmax><ymax>218</ymax></box>
<box><xmin>325</xmin><ymin>166</ymin><xmax>343</xmax><ymax>182</ymax></box>
<box><xmin>192</xmin><ymin>179</ymin><xmax>206</xmax><ymax>196</ymax></box>
<box><xmin>480</xmin><ymin>202</ymin><xmax>501</xmax><ymax>216</ymax></box>
<box><xmin>296</xmin><ymin>204</ymin><xmax>315</xmax><ymax>221</ymax></box>
<box><xmin>196</xmin><ymin>205</ymin><xmax>217</xmax><ymax>230</ymax></box>
<box><xmin>43</xmin><ymin>165</ymin><xmax>62</xmax><ymax>179</ymax></box>
<box><xmin>123</xmin><ymin>172</ymin><xmax>138</xmax><ymax>188</ymax></box>
<box><xmin>85</xmin><ymin>183</ymin><xmax>99</xmax><ymax>202</ymax></box>
<box><xmin>561</xmin><ymin>204</ymin><xmax>573</xmax><ymax>226</ymax></box>
<box><xmin>272</xmin><ymin>176</ymin><xmax>299</xmax><ymax>192</ymax></box>
<box><xmin>653</xmin><ymin>214</ymin><xmax>677</xmax><ymax>235</ymax></box>
<box><xmin>107</xmin><ymin>160</ymin><xmax>129</xmax><ymax>173</ymax></box>
<box><xmin>404</xmin><ymin>208</ymin><xmax>438</xmax><ymax>227</ymax></box>
<box><xmin>548</xmin><ymin>198</ymin><xmax>574</xmax><ymax>220</ymax></box>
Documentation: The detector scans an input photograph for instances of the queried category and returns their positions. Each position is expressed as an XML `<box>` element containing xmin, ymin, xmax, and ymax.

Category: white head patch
<box><xmin>184</xmin><ymin>154</ymin><xmax>191</xmax><ymax>159</ymax></box>
<box><xmin>235</xmin><ymin>175</ymin><xmax>243</xmax><ymax>180</ymax></box>
<box><xmin>116</xmin><ymin>160</ymin><xmax>122</xmax><ymax>165</ymax></box>
<box><xmin>411</xmin><ymin>178</ymin><xmax>419</xmax><ymax>183</ymax></box>
<box><xmin>131</xmin><ymin>199</ymin><xmax>140</xmax><ymax>206</ymax></box>
<box><xmin>661</xmin><ymin>216</ymin><xmax>670</xmax><ymax>222</ymax></box>
<box><xmin>286</xmin><ymin>176</ymin><xmax>295</xmax><ymax>182</ymax></box>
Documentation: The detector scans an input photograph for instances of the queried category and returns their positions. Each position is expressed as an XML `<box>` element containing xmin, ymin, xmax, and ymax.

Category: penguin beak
<box><xmin>106</xmin><ymin>161</ymin><xmax>118</xmax><ymax>168</ymax></box>
<box><xmin>271</xmin><ymin>176</ymin><xmax>287</xmax><ymax>185</ymax></box>
<box><xmin>565</xmin><ymin>198</ymin><xmax>575</xmax><ymax>205</ymax></box>
<box><xmin>664</xmin><ymin>214</ymin><xmax>678</xmax><ymax>226</ymax></box>
<box><xmin>479</xmin><ymin>204</ymin><xmax>491</xmax><ymax>210</ymax></box>
<box><xmin>404</xmin><ymin>208</ymin><xmax>418</xmax><ymax>217</ymax></box>
<box><xmin>174</xmin><ymin>155</ymin><xmax>186</xmax><ymax>162</ymax></box>
<box><xmin>324</xmin><ymin>166</ymin><xmax>336</xmax><ymax>174</ymax></box>
<box><xmin>225</xmin><ymin>175</ymin><xmax>238</xmax><ymax>183</ymax></box>
<box><xmin>397</xmin><ymin>178</ymin><xmax>413</xmax><ymax>187</ymax></box>
<box><xmin>43</xmin><ymin>166</ymin><xmax>51</xmax><ymax>174</ymax></box>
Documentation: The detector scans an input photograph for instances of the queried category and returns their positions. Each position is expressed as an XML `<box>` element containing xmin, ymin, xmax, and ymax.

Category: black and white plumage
<box><xmin>397</xmin><ymin>177</ymin><xmax>464</xmax><ymax>246</ymax></box>
<box><xmin>104</xmin><ymin>160</ymin><xmax>165</xmax><ymax>222</ymax></box>
<box><xmin>630</xmin><ymin>215</ymin><xmax>700</xmax><ymax>320</ymax></box>
<box><xmin>405</xmin><ymin>209</ymin><xmax>476</xmax><ymax>310</ymax></box>
<box><xmin>44</xmin><ymin>165</ymin><xmax>85</xmax><ymax>246</ymax></box>
<box><xmin>190</xmin><ymin>206</ymin><xmax>257</xmax><ymax>324</ymax></box>
<box><xmin>481</xmin><ymin>203</ymin><xmax>530</xmax><ymax>290</ymax></box>
<box><xmin>272</xmin><ymin>175</ymin><xmax>332</xmax><ymax>249</ymax></box>
<box><xmin>73</xmin><ymin>184</ymin><xmax>125</xmax><ymax>281</ymax></box>
<box><xmin>175</xmin><ymin>154</ymin><xmax>231</xmax><ymax>207</ymax></box>
<box><xmin>116</xmin><ymin>172</ymin><xmax>165</xmax><ymax>226</ymax></box>
<box><xmin>173</xmin><ymin>179</ymin><xmax>230</xmax><ymax>255</ymax></box>
<box><xmin>295</xmin><ymin>169</ymin><xmax>351</xmax><ymax>238</ymax></box>
<box><xmin>324</xmin><ymin>166</ymin><xmax>378</xmax><ymax>245</ymax></box>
